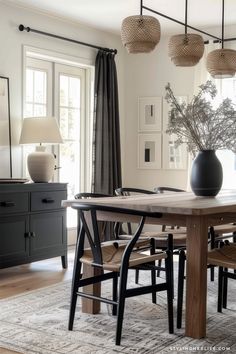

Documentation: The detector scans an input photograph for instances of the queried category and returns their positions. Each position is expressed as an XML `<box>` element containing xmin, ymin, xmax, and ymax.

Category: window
<box><xmin>24</xmin><ymin>50</ymin><xmax>93</xmax><ymax>227</ymax></box>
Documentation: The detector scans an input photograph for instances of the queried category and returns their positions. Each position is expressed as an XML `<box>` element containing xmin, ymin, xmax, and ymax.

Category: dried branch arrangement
<box><xmin>165</xmin><ymin>80</ymin><xmax>236</xmax><ymax>155</ymax></box>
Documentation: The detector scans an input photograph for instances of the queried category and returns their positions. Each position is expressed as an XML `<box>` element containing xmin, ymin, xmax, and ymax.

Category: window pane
<box><xmin>69</xmin><ymin>77</ymin><xmax>80</xmax><ymax>108</ymax></box>
<box><xmin>25</xmin><ymin>103</ymin><xmax>33</xmax><ymax>117</ymax></box>
<box><xmin>34</xmin><ymin>70</ymin><xmax>47</xmax><ymax>104</ymax></box>
<box><xmin>60</xmin><ymin>75</ymin><xmax>68</xmax><ymax>106</ymax></box>
<box><xmin>26</xmin><ymin>69</ymin><xmax>33</xmax><ymax>102</ymax></box>
<box><xmin>34</xmin><ymin>104</ymin><xmax>46</xmax><ymax>117</ymax></box>
<box><xmin>68</xmin><ymin>108</ymin><xmax>80</xmax><ymax>140</ymax></box>
<box><xmin>60</xmin><ymin>107</ymin><xmax>68</xmax><ymax>139</ymax></box>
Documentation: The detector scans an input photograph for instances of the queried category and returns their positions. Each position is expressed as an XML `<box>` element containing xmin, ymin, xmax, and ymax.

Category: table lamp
<box><xmin>19</xmin><ymin>117</ymin><xmax>63</xmax><ymax>183</ymax></box>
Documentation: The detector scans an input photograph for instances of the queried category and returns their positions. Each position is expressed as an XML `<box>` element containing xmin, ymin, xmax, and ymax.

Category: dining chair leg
<box><xmin>150</xmin><ymin>238</ymin><xmax>157</xmax><ymax>304</ymax></box>
<box><xmin>135</xmin><ymin>269</ymin><xmax>139</xmax><ymax>284</ymax></box>
<box><xmin>68</xmin><ymin>259</ymin><xmax>82</xmax><ymax>330</ymax></box>
<box><xmin>217</xmin><ymin>266</ymin><xmax>224</xmax><ymax>313</ymax></box>
<box><xmin>165</xmin><ymin>250</ymin><xmax>174</xmax><ymax>334</ymax></box>
<box><xmin>112</xmin><ymin>273</ymin><xmax>118</xmax><ymax>315</ymax></box>
<box><xmin>177</xmin><ymin>249</ymin><xmax>185</xmax><ymax>329</ymax></box>
<box><xmin>116</xmin><ymin>266</ymin><xmax>128</xmax><ymax>345</ymax></box>
<box><xmin>222</xmin><ymin>268</ymin><xmax>228</xmax><ymax>309</ymax></box>
<box><xmin>156</xmin><ymin>259</ymin><xmax>162</xmax><ymax>277</ymax></box>
<box><xmin>209</xmin><ymin>227</ymin><xmax>215</xmax><ymax>281</ymax></box>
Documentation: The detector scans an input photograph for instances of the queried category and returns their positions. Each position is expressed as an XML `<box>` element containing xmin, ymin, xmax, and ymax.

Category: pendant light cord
<box><xmin>185</xmin><ymin>0</ymin><xmax>188</xmax><ymax>35</ymax></box>
<box><xmin>222</xmin><ymin>0</ymin><xmax>225</xmax><ymax>48</ymax></box>
<box><xmin>140</xmin><ymin>0</ymin><xmax>143</xmax><ymax>15</ymax></box>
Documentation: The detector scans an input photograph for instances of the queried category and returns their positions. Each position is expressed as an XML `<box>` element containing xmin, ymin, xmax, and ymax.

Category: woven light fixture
<box><xmin>121</xmin><ymin>0</ymin><xmax>160</xmax><ymax>54</ymax></box>
<box><xmin>206</xmin><ymin>0</ymin><xmax>236</xmax><ymax>78</ymax></box>
<box><xmin>169</xmin><ymin>34</ymin><xmax>204</xmax><ymax>66</ymax></box>
<box><xmin>168</xmin><ymin>0</ymin><xmax>204</xmax><ymax>66</ymax></box>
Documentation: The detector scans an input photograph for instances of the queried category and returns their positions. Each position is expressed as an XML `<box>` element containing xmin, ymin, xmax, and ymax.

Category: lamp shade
<box><xmin>19</xmin><ymin>117</ymin><xmax>63</xmax><ymax>145</ymax></box>
<box><xmin>121</xmin><ymin>15</ymin><xmax>161</xmax><ymax>54</ymax></box>
<box><xmin>168</xmin><ymin>34</ymin><xmax>204</xmax><ymax>67</ymax></box>
<box><xmin>206</xmin><ymin>49</ymin><xmax>236</xmax><ymax>78</ymax></box>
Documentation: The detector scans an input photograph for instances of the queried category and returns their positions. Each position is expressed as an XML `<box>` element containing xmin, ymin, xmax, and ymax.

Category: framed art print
<box><xmin>138</xmin><ymin>97</ymin><xmax>162</xmax><ymax>132</ymax></box>
<box><xmin>138</xmin><ymin>133</ymin><xmax>162</xmax><ymax>169</ymax></box>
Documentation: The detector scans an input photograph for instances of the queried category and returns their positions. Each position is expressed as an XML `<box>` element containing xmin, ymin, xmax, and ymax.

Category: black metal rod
<box><xmin>18</xmin><ymin>24</ymin><xmax>117</xmax><ymax>54</ymax></box>
<box><xmin>185</xmin><ymin>0</ymin><xmax>188</xmax><ymax>35</ymax></box>
<box><xmin>140</xmin><ymin>0</ymin><xmax>143</xmax><ymax>16</ymax></box>
<box><xmin>222</xmin><ymin>0</ymin><xmax>225</xmax><ymax>48</ymax></box>
<box><xmin>142</xmin><ymin>5</ymin><xmax>221</xmax><ymax>41</ymax></box>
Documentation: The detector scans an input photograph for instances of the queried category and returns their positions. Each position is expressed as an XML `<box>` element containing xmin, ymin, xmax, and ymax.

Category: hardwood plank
<box><xmin>0</xmin><ymin>248</ymin><xmax>75</xmax><ymax>299</ymax></box>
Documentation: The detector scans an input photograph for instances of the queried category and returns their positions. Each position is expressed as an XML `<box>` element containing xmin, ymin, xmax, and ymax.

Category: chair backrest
<box><xmin>74</xmin><ymin>192</ymin><xmax>113</xmax><ymax>242</ymax></box>
<box><xmin>115</xmin><ymin>187</ymin><xmax>156</xmax><ymax>196</ymax></box>
<box><xmin>115</xmin><ymin>188</ymin><xmax>156</xmax><ymax>234</ymax></box>
<box><xmin>71</xmin><ymin>203</ymin><xmax>163</xmax><ymax>266</ymax></box>
<box><xmin>154</xmin><ymin>187</ymin><xmax>186</xmax><ymax>194</ymax></box>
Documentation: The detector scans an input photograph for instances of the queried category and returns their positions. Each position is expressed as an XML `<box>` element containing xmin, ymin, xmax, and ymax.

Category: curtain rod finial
<box><xmin>18</xmin><ymin>24</ymin><xmax>24</xmax><ymax>31</ymax></box>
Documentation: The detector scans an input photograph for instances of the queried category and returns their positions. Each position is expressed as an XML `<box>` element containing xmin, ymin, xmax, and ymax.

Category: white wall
<box><xmin>122</xmin><ymin>37</ymin><xmax>195</xmax><ymax>190</ymax></box>
<box><xmin>0</xmin><ymin>1</ymin><xmax>126</xmax><ymax>178</ymax></box>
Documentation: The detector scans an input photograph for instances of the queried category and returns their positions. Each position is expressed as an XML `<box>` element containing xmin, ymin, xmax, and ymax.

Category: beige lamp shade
<box><xmin>206</xmin><ymin>49</ymin><xmax>236</xmax><ymax>78</ymax></box>
<box><xmin>19</xmin><ymin>117</ymin><xmax>63</xmax><ymax>183</ymax></box>
<box><xmin>121</xmin><ymin>15</ymin><xmax>161</xmax><ymax>54</ymax></box>
<box><xmin>168</xmin><ymin>34</ymin><xmax>204</xmax><ymax>67</ymax></box>
<box><xmin>19</xmin><ymin>116</ymin><xmax>63</xmax><ymax>145</ymax></box>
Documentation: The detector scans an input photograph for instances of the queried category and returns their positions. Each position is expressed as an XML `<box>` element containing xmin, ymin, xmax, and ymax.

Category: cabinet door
<box><xmin>0</xmin><ymin>215</ymin><xmax>29</xmax><ymax>268</ymax></box>
<box><xmin>29</xmin><ymin>211</ymin><xmax>66</xmax><ymax>258</ymax></box>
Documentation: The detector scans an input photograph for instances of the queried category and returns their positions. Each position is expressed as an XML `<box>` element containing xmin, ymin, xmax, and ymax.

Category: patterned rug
<box><xmin>0</xmin><ymin>269</ymin><xmax>236</xmax><ymax>354</ymax></box>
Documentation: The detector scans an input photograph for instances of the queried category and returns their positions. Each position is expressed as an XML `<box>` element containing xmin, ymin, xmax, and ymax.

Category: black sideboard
<box><xmin>0</xmin><ymin>182</ymin><xmax>67</xmax><ymax>269</ymax></box>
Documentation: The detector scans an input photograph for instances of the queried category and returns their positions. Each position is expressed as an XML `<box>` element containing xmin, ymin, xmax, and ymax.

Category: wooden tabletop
<box><xmin>62</xmin><ymin>190</ymin><xmax>236</xmax><ymax>216</ymax></box>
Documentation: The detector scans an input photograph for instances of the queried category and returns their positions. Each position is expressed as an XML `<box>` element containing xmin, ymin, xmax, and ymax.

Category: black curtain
<box><xmin>92</xmin><ymin>50</ymin><xmax>122</xmax><ymax>195</ymax></box>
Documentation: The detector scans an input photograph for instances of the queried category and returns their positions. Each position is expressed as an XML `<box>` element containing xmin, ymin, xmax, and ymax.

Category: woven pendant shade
<box><xmin>121</xmin><ymin>15</ymin><xmax>161</xmax><ymax>53</ymax></box>
<box><xmin>168</xmin><ymin>34</ymin><xmax>204</xmax><ymax>66</ymax></box>
<box><xmin>206</xmin><ymin>49</ymin><xmax>236</xmax><ymax>78</ymax></box>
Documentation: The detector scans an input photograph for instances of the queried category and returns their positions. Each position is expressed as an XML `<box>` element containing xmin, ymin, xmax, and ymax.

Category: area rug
<box><xmin>1</xmin><ymin>270</ymin><xmax>236</xmax><ymax>354</ymax></box>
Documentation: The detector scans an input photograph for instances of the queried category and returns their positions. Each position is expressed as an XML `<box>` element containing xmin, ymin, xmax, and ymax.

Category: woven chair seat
<box><xmin>141</xmin><ymin>231</ymin><xmax>186</xmax><ymax>245</ymax></box>
<box><xmin>208</xmin><ymin>245</ymin><xmax>236</xmax><ymax>269</ymax></box>
<box><xmin>80</xmin><ymin>240</ymin><xmax>167</xmax><ymax>272</ymax></box>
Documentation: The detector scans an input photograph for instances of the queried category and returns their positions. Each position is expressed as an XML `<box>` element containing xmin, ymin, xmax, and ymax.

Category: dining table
<box><xmin>62</xmin><ymin>189</ymin><xmax>236</xmax><ymax>339</ymax></box>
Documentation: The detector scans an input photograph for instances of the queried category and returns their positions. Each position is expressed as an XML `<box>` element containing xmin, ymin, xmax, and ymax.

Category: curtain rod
<box><xmin>18</xmin><ymin>24</ymin><xmax>117</xmax><ymax>54</ymax></box>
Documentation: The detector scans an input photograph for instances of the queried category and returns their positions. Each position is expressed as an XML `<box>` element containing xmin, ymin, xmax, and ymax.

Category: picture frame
<box><xmin>162</xmin><ymin>96</ymin><xmax>188</xmax><ymax>170</ymax></box>
<box><xmin>138</xmin><ymin>97</ymin><xmax>162</xmax><ymax>132</ymax></box>
<box><xmin>0</xmin><ymin>76</ymin><xmax>12</xmax><ymax>178</ymax></box>
<box><xmin>138</xmin><ymin>133</ymin><xmax>162</xmax><ymax>169</ymax></box>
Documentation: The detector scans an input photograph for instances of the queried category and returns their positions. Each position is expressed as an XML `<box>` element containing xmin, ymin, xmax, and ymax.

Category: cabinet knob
<box><xmin>42</xmin><ymin>198</ymin><xmax>55</xmax><ymax>204</ymax></box>
<box><xmin>24</xmin><ymin>232</ymin><xmax>31</xmax><ymax>238</ymax></box>
<box><xmin>31</xmin><ymin>232</ymin><xmax>36</xmax><ymax>238</ymax></box>
<box><xmin>0</xmin><ymin>201</ymin><xmax>15</xmax><ymax>207</ymax></box>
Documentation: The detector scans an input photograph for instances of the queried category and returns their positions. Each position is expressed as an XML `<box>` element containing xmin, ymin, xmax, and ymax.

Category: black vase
<box><xmin>190</xmin><ymin>150</ymin><xmax>223</xmax><ymax>197</ymax></box>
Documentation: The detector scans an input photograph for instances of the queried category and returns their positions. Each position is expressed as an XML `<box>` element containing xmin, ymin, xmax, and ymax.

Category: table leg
<box><xmin>185</xmin><ymin>215</ymin><xmax>208</xmax><ymax>338</ymax></box>
<box><xmin>81</xmin><ymin>264</ymin><xmax>101</xmax><ymax>314</ymax></box>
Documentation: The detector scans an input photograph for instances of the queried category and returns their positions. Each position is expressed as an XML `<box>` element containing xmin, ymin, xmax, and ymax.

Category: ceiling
<box><xmin>6</xmin><ymin>0</ymin><xmax>236</xmax><ymax>38</ymax></box>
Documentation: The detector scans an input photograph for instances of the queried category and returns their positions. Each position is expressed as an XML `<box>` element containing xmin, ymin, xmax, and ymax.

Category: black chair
<box><xmin>68</xmin><ymin>203</ymin><xmax>174</xmax><ymax>345</ymax></box>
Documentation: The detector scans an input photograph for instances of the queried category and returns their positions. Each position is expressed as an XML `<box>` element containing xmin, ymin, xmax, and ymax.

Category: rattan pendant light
<box><xmin>168</xmin><ymin>0</ymin><xmax>204</xmax><ymax>66</ymax></box>
<box><xmin>121</xmin><ymin>0</ymin><xmax>160</xmax><ymax>53</ymax></box>
<box><xmin>206</xmin><ymin>0</ymin><xmax>236</xmax><ymax>78</ymax></box>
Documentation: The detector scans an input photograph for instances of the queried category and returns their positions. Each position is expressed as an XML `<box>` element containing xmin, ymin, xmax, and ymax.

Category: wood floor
<box><xmin>0</xmin><ymin>247</ymin><xmax>75</xmax><ymax>354</ymax></box>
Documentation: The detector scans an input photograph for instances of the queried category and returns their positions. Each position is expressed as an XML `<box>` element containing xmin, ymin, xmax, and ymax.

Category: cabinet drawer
<box><xmin>31</xmin><ymin>191</ymin><xmax>67</xmax><ymax>211</ymax></box>
<box><xmin>0</xmin><ymin>193</ymin><xmax>29</xmax><ymax>214</ymax></box>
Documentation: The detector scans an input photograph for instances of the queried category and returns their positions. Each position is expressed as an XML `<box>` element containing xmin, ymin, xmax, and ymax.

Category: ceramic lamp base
<box><xmin>27</xmin><ymin>146</ymin><xmax>55</xmax><ymax>183</ymax></box>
